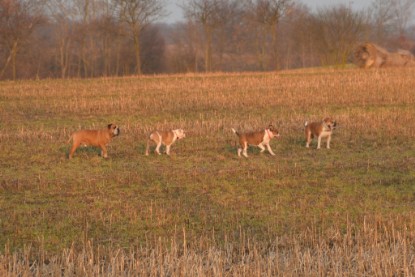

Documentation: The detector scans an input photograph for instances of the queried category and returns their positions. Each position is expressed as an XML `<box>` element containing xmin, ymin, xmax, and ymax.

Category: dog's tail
<box><xmin>231</xmin><ymin>128</ymin><xmax>239</xmax><ymax>136</ymax></box>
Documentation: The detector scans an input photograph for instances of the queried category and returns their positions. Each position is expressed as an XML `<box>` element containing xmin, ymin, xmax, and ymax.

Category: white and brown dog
<box><xmin>145</xmin><ymin>129</ymin><xmax>186</xmax><ymax>156</ymax></box>
<box><xmin>232</xmin><ymin>125</ymin><xmax>280</xmax><ymax>158</ymax></box>
<box><xmin>304</xmin><ymin>117</ymin><xmax>337</xmax><ymax>149</ymax></box>
<box><xmin>68</xmin><ymin>123</ymin><xmax>120</xmax><ymax>159</ymax></box>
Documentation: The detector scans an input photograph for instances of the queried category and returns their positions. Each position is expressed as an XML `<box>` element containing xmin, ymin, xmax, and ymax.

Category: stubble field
<box><xmin>1</xmin><ymin>68</ymin><xmax>415</xmax><ymax>275</ymax></box>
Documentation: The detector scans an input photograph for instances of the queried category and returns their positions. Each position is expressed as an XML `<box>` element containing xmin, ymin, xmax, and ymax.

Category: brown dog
<box><xmin>232</xmin><ymin>125</ymin><xmax>280</xmax><ymax>158</ymax></box>
<box><xmin>304</xmin><ymin>117</ymin><xmax>336</xmax><ymax>149</ymax></box>
<box><xmin>145</xmin><ymin>129</ymin><xmax>186</xmax><ymax>156</ymax></box>
<box><xmin>68</xmin><ymin>123</ymin><xmax>120</xmax><ymax>159</ymax></box>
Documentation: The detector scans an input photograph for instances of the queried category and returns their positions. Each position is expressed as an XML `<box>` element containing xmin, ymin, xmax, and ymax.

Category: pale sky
<box><xmin>162</xmin><ymin>0</ymin><xmax>373</xmax><ymax>23</ymax></box>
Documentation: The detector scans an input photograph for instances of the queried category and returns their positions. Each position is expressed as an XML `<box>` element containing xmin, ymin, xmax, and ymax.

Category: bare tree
<box><xmin>116</xmin><ymin>0</ymin><xmax>165</xmax><ymax>75</ymax></box>
<box><xmin>47</xmin><ymin>0</ymin><xmax>77</xmax><ymax>78</ymax></box>
<box><xmin>279</xmin><ymin>3</ymin><xmax>316</xmax><ymax>69</ymax></box>
<box><xmin>313</xmin><ymin>5</ymin><xmax>368</xmax><ymax>66</ymax></box>
<box><xmin>183</xmin><ymin>0</ymin><xmax>236</xmax><ymax>72</ymax></box>
<box><xmin>245</xmin><ymin>0</ymin><xmax>292</xmax><ymax>71</ymax></box>
<box><xmin>390</xmin><ymin>0</ymin><xmax>415</xmax><ymax>36</ymax></box>
<box><xmin>370</xmin><ymin>0</ymin><xmax>395</xmax><ymax>43</ymax></box>
<box><xmin>214</xmin><ymin>0</ymin><xmax>242</xmax><ymax>70</ymax></box>
<box><xmin>140</xmin><ymin>24</ymin><xmax>165</xmax><ymax>73</ymax></box>
<box><xmin>48</xmin><ymin>0</ymin><xmax>107</xmax><ymax>78</ymax></box>
<box><xmin>166</xmin><ymin>22</ymin><xmax>202</xmax><ymax>73</ymax></box>
<box><xmin>370</xmin><ymin>0</ymin><xmax>415</xmax><ymax>45</ymax></box>
<box><xmin>0</xmin><ymin>0</ymin><xmax>44</xmax><ymax>80</ymax></box>
<box><xmin>93</xmin><ymin>0</ymin><xmax>124</xmax><ymax>76</ymax></box>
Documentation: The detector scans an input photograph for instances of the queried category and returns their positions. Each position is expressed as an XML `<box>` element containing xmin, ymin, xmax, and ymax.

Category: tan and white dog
<box><xmin>304</xmin><ymin>117</ymin><xmax>337</xmax><ymax>149</ymax></box>
<box><xmin>68</xmin><ymin>123</ymin><xmax>120</xmax><ymax>159</ymax></box>
<box><xmin>232</xmin><ymin>125</ymin><xmax>280</xmax><ymax>158</ymax></box>
<box><xmin>145</xmin><ymin>129</ymin><xmax>186</xmax><ymax>156</ymax></box>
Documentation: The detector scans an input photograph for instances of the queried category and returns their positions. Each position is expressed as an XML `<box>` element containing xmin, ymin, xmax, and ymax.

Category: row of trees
<box><xmin>0</xmin><ymin>0</ymin><xmax>414</xmax><ymax>80</ymax></box>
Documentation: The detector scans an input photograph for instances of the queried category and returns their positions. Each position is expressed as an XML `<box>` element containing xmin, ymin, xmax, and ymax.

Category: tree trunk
<box><xmin>256</xmin><ymin>26</ymin><xmax>266</xmax><ymax>71</ymax></box>
<box><xmin>271</xmin><ymin>23</ymin><xmax>279</xmax><ymax>71</ymax></box>
<box><xmin>133</xmin><ymin>31</ymin><xmax>142</xmax><ymax>75</ymax></box>
<box><xmin>204</xmin><ymin>25</ymin><xmax>212</xmax><ymax>72</ymax></box>
<box><xmin>1</xmin><ymin>41</ymin><xmax>20</xmax><ymax>80</ymax></box>
<box><xmin>59</xmin><ymin>38</ymin><xmax>71</xmax><ymax>78</ymax></box>
<box><xmin>103</xmin><ymin>36</ymin><xmax>109</xmax><ymax>76</ymax></box>
<box><xmin>11</xmin><ymin>42</ymin><xmax>18</xmax><ymax>80</ymax></box>
<box><xmin>0</xmin><ymin>41</ymin><xmax>18</xmax><ymax>79</ymax></box>
<box><xmin>59</xmin><ymin>41</ymin><xmax>66</xmax><ymax>78</ymax></box>
<box><xmin>116</xmin><ymin>41</ymin><xmax>121</xmax><ymax>76</ymax></box>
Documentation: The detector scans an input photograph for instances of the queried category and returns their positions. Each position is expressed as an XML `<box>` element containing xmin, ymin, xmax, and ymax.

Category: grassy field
<box><xmin>1</xmin><ymin>68</ymin><xmax>415</xmax><ymax>275</ymax></box>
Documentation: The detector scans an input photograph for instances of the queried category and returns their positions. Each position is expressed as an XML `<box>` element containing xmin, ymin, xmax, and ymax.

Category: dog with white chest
<box><xmin>232</xmin><ymin>124</ymin><xmax>280</xmax><ymax>158</ymax></box>
<box><xmin>304</xmin><ymin>117</ymin><xmax>337</xmax><ymax>149</ymax></box>
<box><xmin>145</xmin><ymin>129</ymin><xmax>186</xmax><ymax>156</ymax></box>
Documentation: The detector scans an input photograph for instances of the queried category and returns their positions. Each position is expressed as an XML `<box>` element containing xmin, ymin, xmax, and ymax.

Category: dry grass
<box><xmin>1</xmin><ymin>68</ymin><xmax>415</xmax><ymax>275</ymax></box>
<box><xmin>2</xmin><ymin>216</ymin><xmax>415</xmax><ymax>276</ymax></box>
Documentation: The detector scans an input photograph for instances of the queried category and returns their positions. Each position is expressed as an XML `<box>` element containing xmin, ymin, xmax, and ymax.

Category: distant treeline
<box><xmin>0</xmin><ymin>0</ymin><xmax>414</xmax><ymax>80</ymax></box>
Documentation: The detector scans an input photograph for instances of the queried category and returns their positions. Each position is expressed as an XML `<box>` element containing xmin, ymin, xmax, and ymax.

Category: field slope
<box><xmin>1</xmin><ymin>68</ymin><xmax>415</xmax><ymax>275</ymax></box>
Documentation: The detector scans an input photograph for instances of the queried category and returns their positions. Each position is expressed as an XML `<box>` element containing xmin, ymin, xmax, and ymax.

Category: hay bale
<box><xmin>354</xmin><ymin>42</ymin><xmax>415</xmax><ymax>68</ymax></box>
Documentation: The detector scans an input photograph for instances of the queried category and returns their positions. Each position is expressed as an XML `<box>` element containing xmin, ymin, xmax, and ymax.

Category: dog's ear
<box><xmin>268</xmin><ymin>124</ymin><xmax>274</xmax><ymax>130</ymax></box>
<box><xmin>108</xmin><ymin>124</ymin><xmax>113</xmax><ymax>129</ymax></box>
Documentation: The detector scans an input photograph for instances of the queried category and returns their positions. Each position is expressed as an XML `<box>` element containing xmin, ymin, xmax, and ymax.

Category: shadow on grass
<box><xmin>62</xmin><ymin>146</ymin><xmax>102</xmax><ymax>159</ymax></box>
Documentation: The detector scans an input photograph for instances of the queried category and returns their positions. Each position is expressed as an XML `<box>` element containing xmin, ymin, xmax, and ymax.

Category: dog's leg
<box><xmin>265</xmin><ymin>143</ymin><xmax>276</xmax><ymax>156</ymax></box>
<box><xmin>69</xmin><ymin>142</ymin><xmax>80</xmax><ymax>159</ymax></box>
<box><xmin>154</xmin><ymin>132</ymin><xmax>162</xmax><ymax>155</ymax></box>
<box><xmin>237</xmin><ymin>140</ymin><xmax>244</xmax><ymax>157</ymax></box>
<box><xmin>100</xmin><ymin>144</ymin><xmax>108</xmax><ymax>158</ymax></box>
<box><xmin>258</xmin><ymin>143</ymin><xmax>266</xmax><ymax>153</ymax></box>
<box><xmin>326</xmin><ymin>134</ymin><xmax>331</xmax><ymax>149</ymax></box>
<box><xmin>305</xmin><ymin>131</ymin><xmax>312</xmax><ymax>148</ymax></box>
<box><xmin>145</xmin><ymin>139</ymin><xmax>152</xmax><ymax>156</ymax></box>
<box><xmin>155</xmin><ymin>142</ymin><xmax>162</xmax><ymax>155</ymax></box>
<box><xmin>243</xmin><ymin>142</ymin><xmax>248</xmax><ymax>158</ymax></box>
<box><xmin>166</xmin><ymin>144</ymin><xmax>171</xmax><ymax>155</ymax></box>
<box><xmin>317</xmin><ymin>135</ymin><xmax>322</xmax><ymax>149</ymax></box>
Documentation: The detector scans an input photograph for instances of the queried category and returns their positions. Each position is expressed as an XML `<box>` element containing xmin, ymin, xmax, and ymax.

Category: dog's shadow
<box><xmin>224</xmin><ymin>139</ymin><xmax>276</xmax><ymax>158</ymax></box>
<box><xmin>138</xmin><ymin>144</ymin><xmax>171</xmax><ymax>157</ymax></box>
<box><xmin>63</xmin><ymin>146</ymin><xmax>103</xmax><ymax>159</ymax></box>
<box><xmin>225</xmin><ymin>136</ymin><xmax>315</xmax><ymax>158</ymax></box>
<box><xmin>287</xmin><ymin>137</ymin><xmax>307</xmax><ymax>148</ymax></box>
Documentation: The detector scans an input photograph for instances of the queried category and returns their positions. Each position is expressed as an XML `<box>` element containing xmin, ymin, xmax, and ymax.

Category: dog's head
<box><xmin>322</xmin><ymin>118</ymin><xmax>336</xmax><ymax>131</ymax></box>
<box><xmin>267</xmin><ymin>124</ymin><xmax>280</xmax><ymax>138</ymax></box>
<box><xmin>108</xmin><ymin>123</ymin><xmax>120</xmax><ymax>136</ymax></box>
<box><xmin>173</xmin><ymin>129</ymin><xmax>186</xmax><ymax>140</ymax></box>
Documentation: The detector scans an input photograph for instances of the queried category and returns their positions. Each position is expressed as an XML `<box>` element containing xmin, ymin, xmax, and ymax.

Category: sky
<box><xmin>162</xmin><ymin>0</ymin><xmax>373</xmax><ymax>23</ymax></box>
